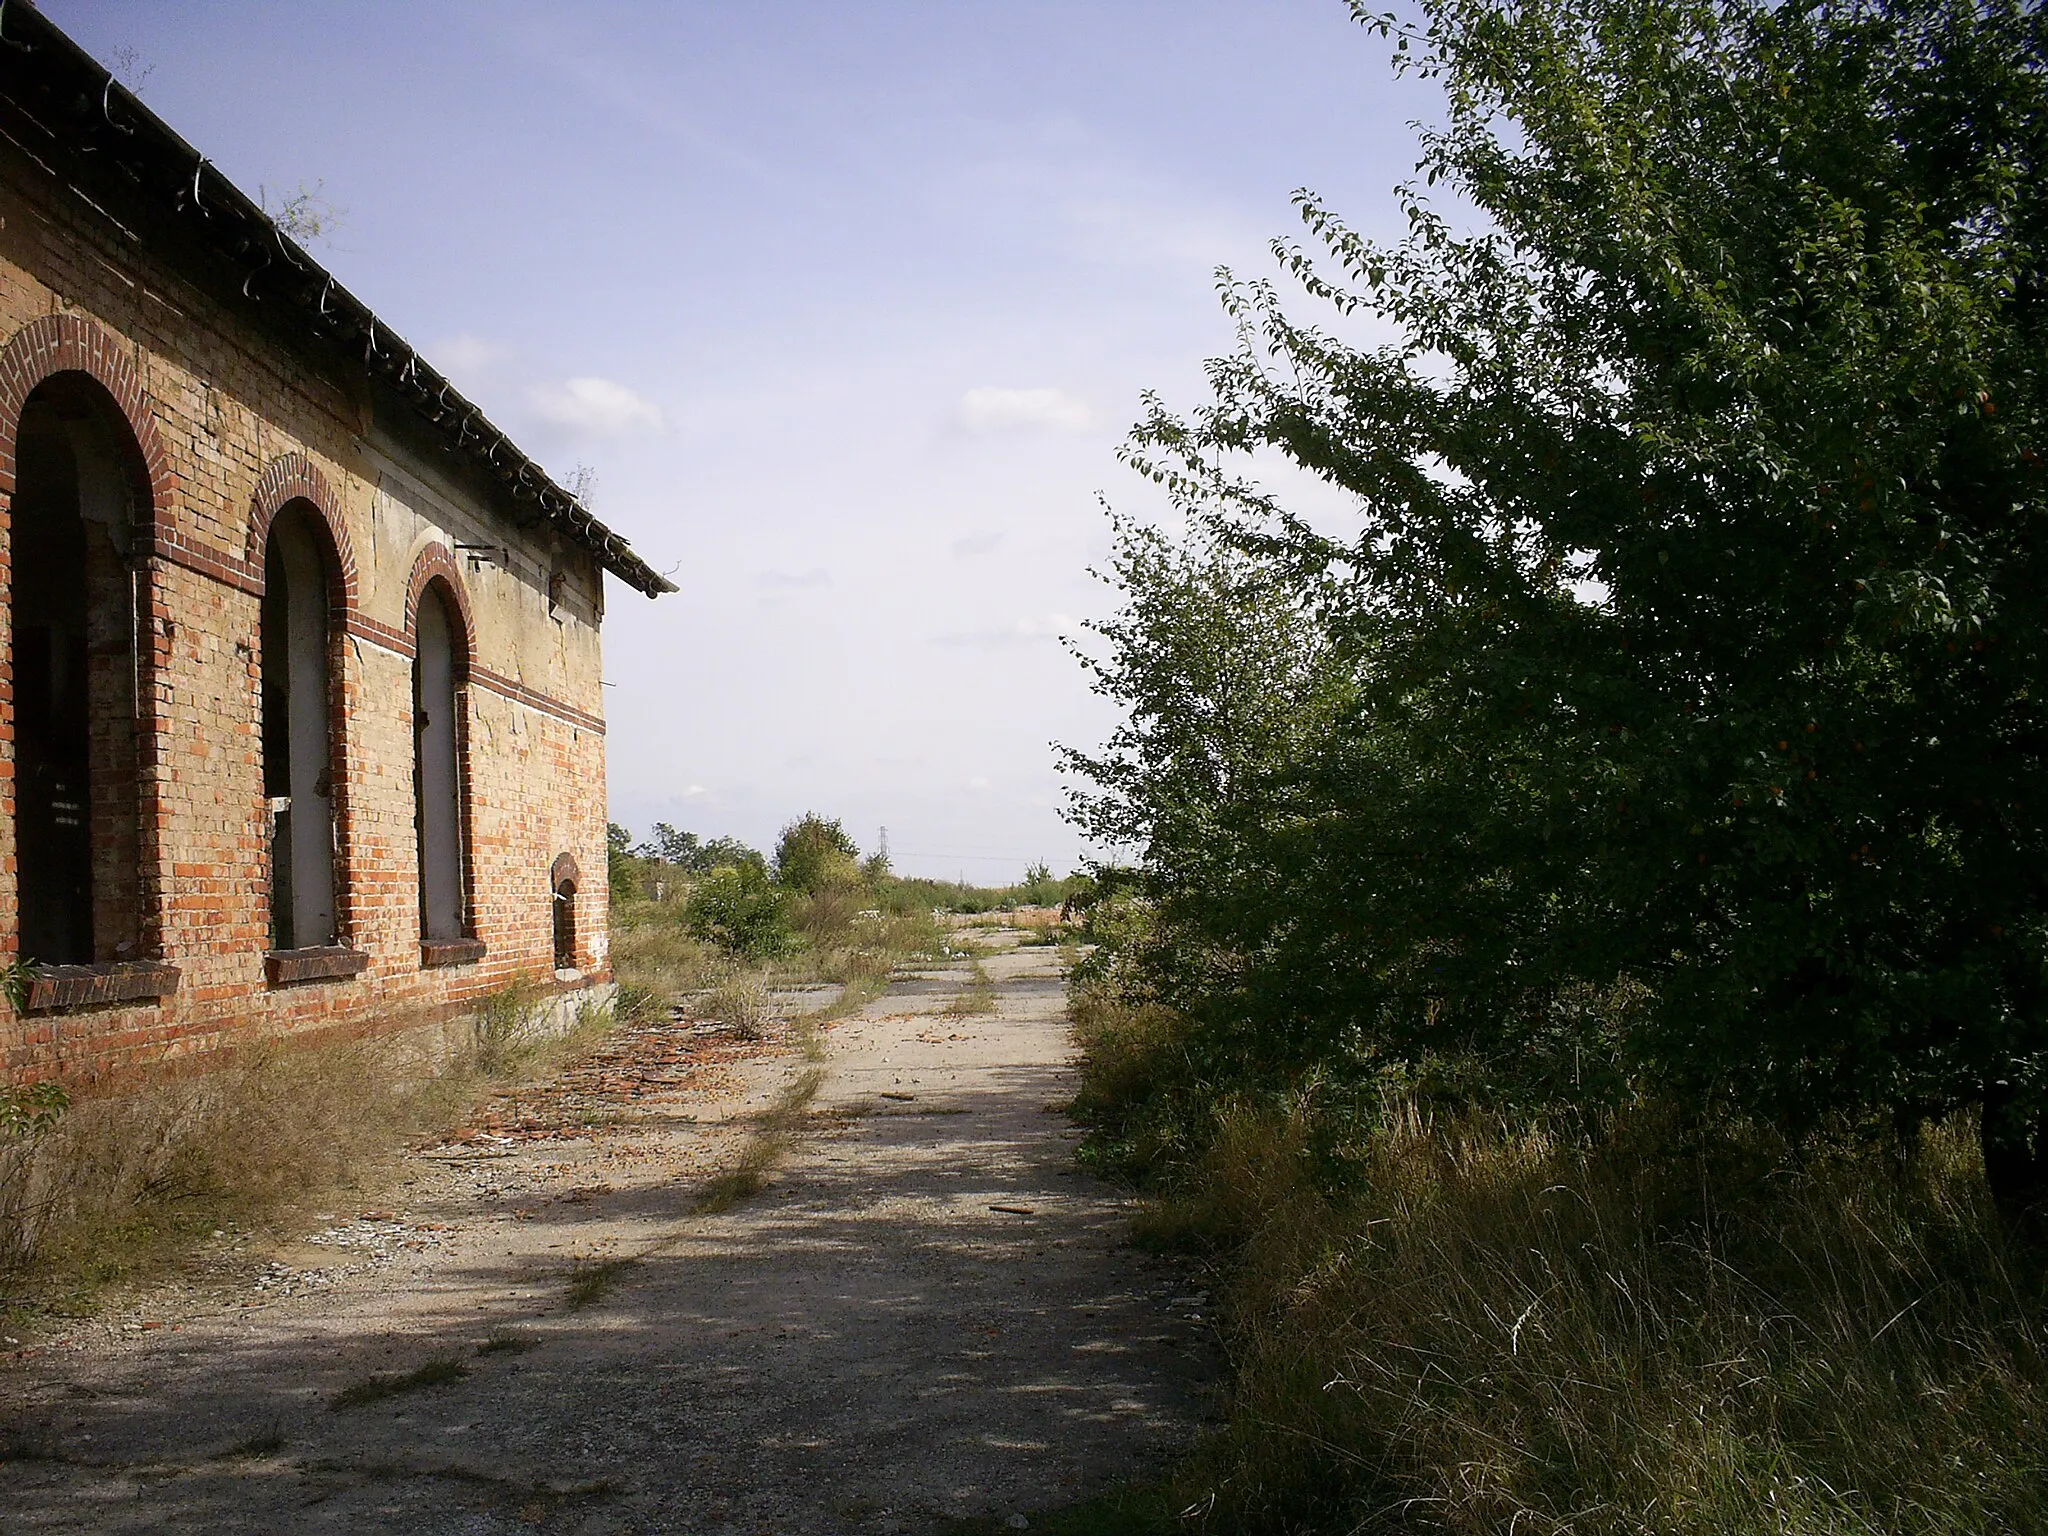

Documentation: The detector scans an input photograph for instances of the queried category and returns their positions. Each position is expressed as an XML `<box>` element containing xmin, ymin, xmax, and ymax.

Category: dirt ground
<box><xmin>0</xmin><ymin>931</ymin><xmax>1216</xmax><ymax>1534</ymax></box>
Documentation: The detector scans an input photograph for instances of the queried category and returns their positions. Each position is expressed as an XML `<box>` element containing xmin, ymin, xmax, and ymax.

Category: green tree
<box><xmin>606</xmin><ymin>821</ymin><xmax>639</xmax><ymax>901</ymax></box>
<box><xmin>773</xmin><ymin>813</ymin><xmax>862</xmax><ymax>894</ymax></box>
<box><xmin>1078</xmin><ymin>0</ymin><xmax>2048</xmax><ymax>1210</ymax></box>
<box><xmin>637</xmin><ymin>822</ymin><xmax>702</xmax><ymax>868</ymax></box>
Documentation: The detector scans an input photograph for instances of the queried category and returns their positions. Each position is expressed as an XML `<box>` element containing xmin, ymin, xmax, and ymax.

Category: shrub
<box><xmin>684</xmin><ymin>862</ymin><xmax>796</xmax><ymax>959</ymax></box>
<box><xmin>773</xmin><ymin>813</ymin><xmax>863</xmax><ymax>895</ymax></box>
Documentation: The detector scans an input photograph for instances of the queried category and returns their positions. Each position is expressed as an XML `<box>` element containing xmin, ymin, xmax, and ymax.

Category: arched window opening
<box><xmin>553</xmin><ymin>873</ymin><xmax>578</xmax><ymax>972</ymax></box>
<box><xmin>11</xmin><ymin>378</ymin><xmax>144</xmax><ymax>966</ymax></box>
<box><xmin>261</xmin><ymin>502</ymin><xmax>338</xmax><ymax>952</ymax></box>
<box><xmin>413</xmin><ymin>582</ymin><xmax>468</xmax><ymax>945</ymax></box>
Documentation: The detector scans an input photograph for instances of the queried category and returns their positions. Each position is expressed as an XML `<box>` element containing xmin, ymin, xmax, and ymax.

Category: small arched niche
<box><xmin>10</xmin><ymin>374</ymin><xmax>147</xmax><ymax>966</ymax></box>
<box><xmin>260</xmin><ymin>501</ymin><xmax>340</xmax><ymax>952</ymax></box>
<box><xmin>551</xmin><ymin>853</ymin><xmax>580</xmax><ymax>972</ymax></box>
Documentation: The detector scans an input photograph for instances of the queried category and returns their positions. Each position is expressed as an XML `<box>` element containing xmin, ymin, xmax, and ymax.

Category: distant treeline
<box><xmin>608</xmin><ymin>815</ymin><xmax>1084</xmax><ymax>922</ymax></box>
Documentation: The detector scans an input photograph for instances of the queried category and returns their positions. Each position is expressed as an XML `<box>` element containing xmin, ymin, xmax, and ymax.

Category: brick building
<box><xmin>0</xmin><ymin>7</ymin><xmax>672</xmax><ymax>1079</ymax></box>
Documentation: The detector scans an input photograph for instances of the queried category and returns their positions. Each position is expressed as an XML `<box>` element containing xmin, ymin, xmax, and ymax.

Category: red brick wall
<box><xmin>0</xmin><ymin>137</ymin><xmax>615</xmax><ymax>1082</ymax></box>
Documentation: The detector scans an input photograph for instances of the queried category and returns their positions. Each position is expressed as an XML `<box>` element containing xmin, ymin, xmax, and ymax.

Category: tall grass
<box><xmin>607</xmin><ymin>901</ymin><xmax>729</xmax><ymax>998</ymax></box>
<box><xmin>1070</xmin><ymin>995</ymin><xmax>2048</xmax><ymax>1534</ymax></box>
<box><xmin>0</xmin><ymin>987</ymin><xmax>619</xmax><ymax>1299</ymax></box>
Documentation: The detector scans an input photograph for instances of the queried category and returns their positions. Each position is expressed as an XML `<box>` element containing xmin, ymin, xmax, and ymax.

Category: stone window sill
<box><xmin>266</xmin><ymin>946</ymin><xmax>370</xmax><ymax>986</ymax></box>
<box><xmin>421</xmin><ymin>938</ymin><xmax>487</xmax><ymax>969</ymax></box>
<box><xmin>25</xmin><ymin>961</ymin><xmax>180</xmax><ymax>1013</ymax></box>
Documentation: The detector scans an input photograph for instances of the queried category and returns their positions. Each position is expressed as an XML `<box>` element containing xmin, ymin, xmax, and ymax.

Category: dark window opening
<box><xmin>261</xmin><ymin>503</ymin><xmax>338</xmax><ymax>951</ymax></box>
<box><xmin>413</xmin><ymin>583</ymin><xmax>467</xmax><ymax>944</ymax></box>
<box><xmin>553</xmin><ymin>875</ymin><xmax>578</xmax><ymax>970</ymax></box>
<box><xmin>11</xmin><ymin>380</ymin><xmax>143</xmax><ymax>967</ymax></box>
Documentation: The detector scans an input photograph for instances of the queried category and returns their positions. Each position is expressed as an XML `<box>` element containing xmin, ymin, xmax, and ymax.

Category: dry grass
<box><xmin>613</xmin><ymin>891</ymin><xmax>945</xmax><ymax>1027</ymax></box>
<box><xmin>0</xmin><ymin>984</ymin><xmax>621</xmax><ymax>1306</ymax></box>
<box><xmin>562</xmin><ymin>1255</ymin><xmax>638</xmax><ymax>1311</ymax></box>
<box><xmin>606</xmin><ymin>905</ymin><xmax>728</xmax><ymax>998</ymax></box>
<box><xmin>1125</xmin><ymin>1089</ymin><xmax>2048</xmax><ymax>1534</ymax></box>
<box><xmin>1063</xmin><ymin>982</ymin><xmax>2048</xmax><ymax>1533</ymax></box>
<box><xmin>699</xmin><ymin>973</ymin><xmax>775</xmax><ymax>1039</ymax></box>
<box><xmin>330</xmin><ymin>1354</ymin><xmax>469</xmax><ymax>1411</ymax></box>
<box><xmin>945</xmin><ymin>957</ymin><xmax>998</xmax><ymax>1017</ymax></box>
<box><xmin>691</xmin><ymin>1062</ymin><xmax>828</xmax><ymax>1215</ymax></box>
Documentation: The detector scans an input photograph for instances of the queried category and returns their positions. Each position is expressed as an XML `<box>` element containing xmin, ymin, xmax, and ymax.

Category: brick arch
<box><xmin>249</xmin><ymin>453</ymin><xmax>361</xmax><ymax>955</ymax></box>
<box><xmin>246</xmin><ymin>453</ymin><xmax>357</xmax><ymax>616</ymax></box>
<box><xmin>403</xmin><ymin>542</ymin><xmax>475</xmax><ymax>680</ymax></box>
<box><xmin>0</xmin><ymin>312</ymin><xmax>175</xmax><ymax>537</ymax></box>
<box><xmin>0</xmin><ymin>312</ymin><xmax>176</xmax><ymax>968</ymax></box>
<box><xmin>550</xmin><ymin>852</ymin><xmax>580</xmax><ymax>891</ymax></box>
<box><xmin>405</xmin><ymin>541</ymin><xmax>481</xmax><ymax>959</ymax></box>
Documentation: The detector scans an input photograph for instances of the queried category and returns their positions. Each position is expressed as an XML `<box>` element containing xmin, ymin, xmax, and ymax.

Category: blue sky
<box><xmin>52</xmin><ymin>1</ymin><xmax>1432</xmax><ymax>881</ymax></box>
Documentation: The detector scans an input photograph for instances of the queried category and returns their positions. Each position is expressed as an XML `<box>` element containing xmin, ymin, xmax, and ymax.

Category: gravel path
<box><xmin>0</xmin><ymin>932</ymin><xmax>1215</xmax><ymax>1533</ymax></box>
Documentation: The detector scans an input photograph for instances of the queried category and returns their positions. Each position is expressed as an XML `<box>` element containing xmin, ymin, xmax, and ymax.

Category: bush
<box><xmin>684</xmin><ymin>862</ymin><xmax>796</xmax><ymax>959</ymax></box>
<box><xmin>773</xmin><ymin>812</ymin><xmax>862</xmax><ymax>895</ymax></box>
<box><xmin>1065</xmin><ymin>0</ymin><xmax>2048</xmax><ymax>1203</ymax></box>
<box><xmin>700</xmin><ymin>973</ymin><xmax>774</xmax><ymax>1039</ymax></box>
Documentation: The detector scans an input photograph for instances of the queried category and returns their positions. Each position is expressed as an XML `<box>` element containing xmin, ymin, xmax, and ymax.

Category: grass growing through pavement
<box><xmin>563</xmin><ymin>1256</ymin><xmax>640</xmax><ymax>1311</ymax></box>
<box><xmin>557</xmin><ymin>1012</ymin><xmax>838</xmax><ymax>1311</ymax></box>
<box><xmin>330</xmin><ymin>1355</ymin><xmax>470</xmax><ymax>1411</ymax></box>
<box><xmin>215</xmin><ymin>1426</ymin><xmax>289</xmax><ymax>1459</ymax></box>
<box><xmin>945</xmin><ymin>954</ymin><xmax>998</xmax><ymax>1017</ymax></box>
<box><xmin>691</xmin><ymin>1055</ymin><xmax>829</xmax><ymax>1216</ymax></box>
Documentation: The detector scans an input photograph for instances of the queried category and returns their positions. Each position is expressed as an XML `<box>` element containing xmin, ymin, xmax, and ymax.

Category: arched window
<box><xmin>551</xmin><ymin>853</ymin><xmax>580</xmax><ymax>972</ymax></box>
<box><xmin>10</xmin><ymin>376</ymin><xmax>145</xmax><ymax>966</ymax></box>
<box><xmin>261</xmin><ymin>503</ymin><xmax>338</xmax><ymax>951</ymax></box>
<box><xmin>413</xmin><ymin>581</ymin><xmax>469</xmax><ymax>947</ymax></box>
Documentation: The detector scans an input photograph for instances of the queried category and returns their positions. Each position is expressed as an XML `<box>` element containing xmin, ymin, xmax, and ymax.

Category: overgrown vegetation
<box><xmin>1062</xmin><ymin>0</ymin><xmax>2048</xmax><ymax>1527</ymax></box>
<box><xmin>605</xmin><ymin>811</ymin><xmax>1011</xmax><ymax>1009</ymax></box>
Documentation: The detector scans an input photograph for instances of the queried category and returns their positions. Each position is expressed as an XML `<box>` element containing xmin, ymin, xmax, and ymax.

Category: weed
<box><xmin>692</xmin><ymin>1065</ymin><xmax>827</xmax><ymax>1215</ymax></box>
<box><xmin>700</xmin><ymin>974</ymin><xmax>775</xmax><ymax>1039</ymax></box>
<box><xmin>330</xmin><ymin>1355</ymin><xmax>468</xmax><ymax>1411</ymax></box>
<box><xmin>606</xmin><ymin>909</ymin><xmax>727</xmax><ymax>1000</ymax></box>
<box><xmin>475</xmin><ymin>1331</ymin><xmax>535</xmax><ymax>1356</ymax></box>
<box><xmin>213</xmin><ymin>1425</ymin><xmax>288</xmax><ymax>1458</ymax></box>
<box><xmin>563</xmin><ymin>1256</ymin><xmax>637</xmax><ymax>1311</ymax></box>
<box><xmin>1123</xmin><ymin>1087</ymin><xmax>2048</xmax><ymax>1533</ymax></box>
<box><xmin>946</xmin><ymin>958</ymin><xmax>998</xmax><ymax>1017</ymax></box>
<box><xmin>469</xmin><ymin>979</ymin><xmax>548</xmax><ymax>1075</ymax></box>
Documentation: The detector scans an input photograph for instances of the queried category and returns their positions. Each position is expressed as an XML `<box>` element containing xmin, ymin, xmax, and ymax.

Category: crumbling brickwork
<box><xmin>0</xmin><ymin>82</ymin><xmax>647</xmax><ymax>1081</ymax></box>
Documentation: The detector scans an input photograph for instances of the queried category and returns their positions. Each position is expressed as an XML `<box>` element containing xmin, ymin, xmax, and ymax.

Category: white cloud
<box><xmin>957</xmin><ymin>386</ymin><xmax>1092</xmax><ymax>434</ymax></box>
<box><xmin>432</xmin><ymin>332</ymin><xmax>514</xmax><ymax>386</ymax></box>
<box><xmin>528</xmin><ymin>376</ymin><xmax>665</xmax><ymax>436</ymax></box>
